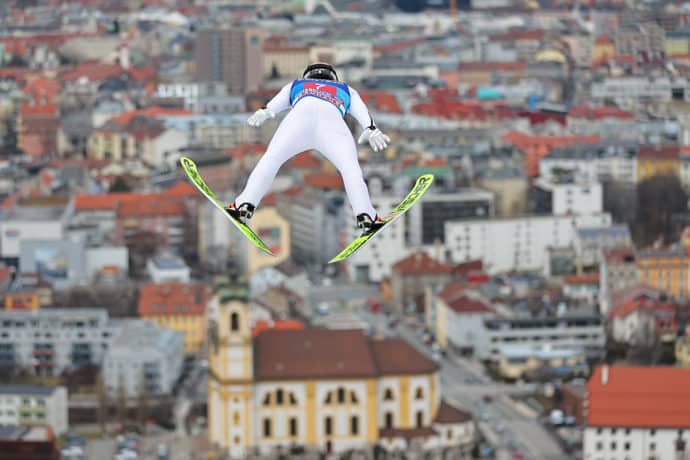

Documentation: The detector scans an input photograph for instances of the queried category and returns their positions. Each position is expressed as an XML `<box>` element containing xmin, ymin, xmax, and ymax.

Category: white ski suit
<box><xmin>234</xmin><ymin>79</ymin><xmax>379</xmax><ymax>219</ymax></box>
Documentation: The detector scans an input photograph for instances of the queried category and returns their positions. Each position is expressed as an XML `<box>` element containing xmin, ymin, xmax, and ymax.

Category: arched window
<box><xmin>350</xmin><ymin>391</ymin><xmax>358</xmax><ymax>404</ymax></box>
<box><xmin>416</xmin><ymin>411</ymin><xmax>424</xmax><ymax>428</ymax></box>
<box><xmin>276</xmin><ymin>389</ymin><xmax>284</xmax><ymax>405</ymax></box>
<box><xmin>263</xmin><ymin>418</ymin><xmax>272</xmax><ymax>437</ymax></box>
<box><xmin>324</xmin><ymin>392</ymin><xmax>332</xmax><ymax>404</ymax></box>
<box><xmin>384</xmin><ymin>412</ymin><xmax>393</xmax><ymax>429</ymax></box>
<box><xmin>351</xmin><ymin>416</ymin><xmax>359</xmax><ymax>435</ymax></box>
<box><xmin>262</xmin><ymin>393</ymin><xmax>271</xmax><ymax>406</ymax></box>
<box><xmin>383</xmin><ymin>388</ymin><xmax>394</xmax><ymax>401</ymax></box>
<box><xmin>289</xmin><ymin>392</ymin><xmax>297</xmax><ymax>405</ymax></box>
<box><xmin>230</xmin><ymin>312</ymin><xmax>239</xmax><ymax>331</ymax></box>
<box><xmin>324</xmin><ymin>416</ymin><xmax>333</xmax><ymax>436</ymax></box>
<box><xmin>415</xmin><ymin>387</ymin><xmax>424</xmax><ymax>400</ymax></box>
<box><xmin>337</xmin><ymin>387</ymin><xmax>345</xmax><ymax>403</ymax></box>
<box><xmin>289</xmin><ymin>417</ymin><xmax>298</xmax><ymax>436</ymax></box>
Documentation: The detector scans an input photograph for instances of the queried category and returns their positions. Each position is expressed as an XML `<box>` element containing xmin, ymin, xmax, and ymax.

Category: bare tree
<box><xmin>136</xmin><ymin>369</ymin><xmax>150</xmax><ymax>430</ymax></box>
<box><xmin>96</xmin><ymin>370</ymin><xmax>108</xmax><ymax>435</ymax></box>
<box><xmin>117</xmin><ymin>372</ymin><xmax>128</xmax><ymax>424</ymax></box>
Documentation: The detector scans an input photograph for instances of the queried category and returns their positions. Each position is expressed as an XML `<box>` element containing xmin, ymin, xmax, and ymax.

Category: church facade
<box><xmin>207</xmin><ymin>279</ymin><xmax>474</xmax><ymax>458</ymax></box>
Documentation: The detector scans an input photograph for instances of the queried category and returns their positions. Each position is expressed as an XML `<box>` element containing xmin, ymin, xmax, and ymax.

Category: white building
<box><xmin>249</xmin><ymin>260</ymin><xmax>310</xmax><ymax>297</ymax></box>
<box><xmin>146</xmin><ymin>252</ymin><xmax>191</xmax><ymax>283</ymax></box>
<box><xmin>574</xmin><ymin>225</ymin><xmax>632</xmax><ymax>269</ymax></box>
<box><xmin>583</xmin><ymin>365</ymin><xmax>690</xmax><ymax>460</ymax></box>
<box><xmin>539</xmin><ymin>142</ymin><xmax>638</xmax><ymax>184</ymax></box>
<box><xmin>445</xmin><ymin>213</ymin><xmax>613</xmax><ymax>274</ymax></box>
<box><xmin>0</xmin><ymin>308</ymin><xmax>121</xmax><ymax>376</ymax></box>
<box><xmin>534</xmin><ymin>178</ymin><xmax>603</xmax><ymax>216</ymax></box>
<box><xmin>103</xmin><ymin>320</ymin><xmax>184</xmax><ymax>397</ymax></box>
<box><xmin>590</xmin><ymin>77</ymin><xmax>689</xmax><ymax>105</ymax></box>
<box><xmin>0</xmin><ymin>203</ymin><xmax>70</xmax><ymax>262</ymax></box>
<box><xmin>476</xmin><ymin>312</ymin><xmax>605</xmax><ymax>361</ymax></box>
<box><xmin>0</xmin><ymin>385</ymin><xmax>68</xmax><ymax>435</ymax></box>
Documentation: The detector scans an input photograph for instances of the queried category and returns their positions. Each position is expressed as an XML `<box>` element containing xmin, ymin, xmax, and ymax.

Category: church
<box><xmin>207</xmin><ymin>277</ymin><xmax>474</xmax><ymax>458</ymax></box>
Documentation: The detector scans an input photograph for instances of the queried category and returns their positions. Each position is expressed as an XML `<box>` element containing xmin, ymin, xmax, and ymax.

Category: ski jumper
<box><xmin>234</xmin><ymin>79</ymin><xmax>378</xmax><ymax>219</ymax></box>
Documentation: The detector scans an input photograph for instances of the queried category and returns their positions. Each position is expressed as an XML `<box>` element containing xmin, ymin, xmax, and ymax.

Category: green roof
<box><xmin>401</xmin><ymin>165</ymin><xmax>453</xmax><ymax>177</ymax></box>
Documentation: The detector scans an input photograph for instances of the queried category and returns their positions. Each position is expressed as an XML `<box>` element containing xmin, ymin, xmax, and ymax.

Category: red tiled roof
<box><xmin>453</xmin><ymin>259</ymin><xmax>483</xmax><ymax>277</ymax></box>
<box><xmin>392</xmin><ymin>251</ymin><xmax>452</xmax><ymax>275</ymax></box>
<box><xmin>60</xmin><ymin>62</ymin><xmax>122</xmax><ymax>82</ymax></box>
<box><xmin>23</xmin><ymin>77</ymin><xmax>61</xmax><ymax>100</ymax></box>
<box><xmin>163</xmin><ymin>180</ymin><xmax>197</xmax><ymax>197</ymax></box>
<box><xmin>254</xmin><ymin>329</ymin><xmax>438</xmax><ymax>380</ymax></box>
<box><xmin>19</xmin><ymin>102</ymin><xmax>58</xmax><ymax>116</ymax></box>
<box><xmin>227</xmin><ymin>143</ymin><xmax>266</xmax><ymax>159</ymax></box>
<box><xmin>489</xmin><ymin>29</ymin><xmax>545</xmax><ymax>42</ymax></box>
<box><xmin>587</xmin><ymin>365</ymin><xmax>690</xmax><ymax>428</ymax></box>
<box><xmin>609</xmin><ymin>283</ymin><xmax>662</xmax><ymax>312</ymax></box>
<box><xmin>74</xmin><ymin>192</ymin><xmax>143</xmax><ymax>210</ymax></box>
<box><xmin>458</xmin><ymin>61</ymin><xmax>525</xmax><ymax>72</ymax></box>
<box><xmin>563</xmin><ymin>273</ymin><xmax>600</xmax><ymax>285</ymax></box>
<box><xmin>608</xmin><ymin>296</ymin><xmax>678</xmax><ymax>320</ymax></box>
<box><xmin>359</xmin><ymin>90</ymin><xmax>402</xmax><ymax>114</ymax></box>
<box><xmin>569</xmin><ymin>104</ymin><xmax>634</xmax><ymax>120</ymax></box>
<box><xmin>117</xmin><ymin>198</ymin><xmax>184</xmax><ymax>217</ymax></box>
<box><xmin>434</xmin><ymin>400</ymin><xmax>472</xmax><ymax>424</ymax></box>
<box><xmin>138</xmin><ymin>282</ymin><xmax>210</xmax><ymax>316</ymax></box>
<box><xmin>370</xmin><ymin>338</ymin><xmax>439</xmax><ymax>375</ymax></box>
<box><xmin>254</xmin><ymin>328</ymin><xmax>379</xmax><ymax>380</ymax></box>
<box><xmin>437</xmin><ymin>282</ymin><xmax>492</xmax><ymax>314</ymax></box>
<box><xmin>638</xmin><ymin>144</ymin><xmax>681</xmax><ymax>160</ymax></box>
<box><xmin>0</xmin><ymin>265</ymin><xmax>14</xmax><ymax>282</ymax></box>
<box><xmin>285</xmin><ymin>151</ymin><xmax>321</xmax><ymax>169</ymax></box>
<box><xmin>304</xmin><ymin>172</ymin><xmax>344</xmax><ymax>190</ymax></box>
<box><xmin>252</xmin><ymin>319</ymin><xmax>305</xmax><ymax>337</ymax></box>
<box><xmin>602</xmin><ymin>246</ymin><xmax>636</xmax><ymax>264</ymax></box>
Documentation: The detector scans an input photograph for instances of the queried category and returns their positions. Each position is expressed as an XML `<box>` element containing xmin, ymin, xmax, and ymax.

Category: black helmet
<box><xmin>303</xmin><ymin>62</ymin><xmax>338</xmax><ymax>81</ymax></box>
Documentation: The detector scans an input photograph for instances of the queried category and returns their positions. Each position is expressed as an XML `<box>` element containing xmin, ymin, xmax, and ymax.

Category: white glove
<box><xmin>358</xmin><ymin>127</ymin><xmax>390</xmax><ymax>152</ymax></box>
<box><xmin>247</xmin><ymin>108</ymin><xmax>275</xmax><ymax>127</ymax></box>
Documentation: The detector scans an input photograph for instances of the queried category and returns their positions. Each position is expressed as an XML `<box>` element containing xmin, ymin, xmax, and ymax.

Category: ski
<box><xmin>179</xmin><ymin>156</ymin><xmax>275</xmax><ymax>256</ymax></box>
<box><xmin>329</xmin><ymin>173</ymin><xmax>435</xmax><ymax>263</ymax></box>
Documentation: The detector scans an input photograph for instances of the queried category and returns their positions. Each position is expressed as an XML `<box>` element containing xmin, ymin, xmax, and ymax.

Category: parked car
<box><xmin>483</xmin><ymin>394</ymin><xmax>493</xmax><ymax>403</ymax></box>
<box><xmin>512</xmin><ymin>449</ymin><xmax>524</xmax><ymax>459</ymax></box>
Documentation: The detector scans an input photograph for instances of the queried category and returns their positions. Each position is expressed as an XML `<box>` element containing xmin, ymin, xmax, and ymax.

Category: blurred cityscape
<box><xmin>1</xmin><ymin>0</ymin><xmax>690</xmax><ymax>459</ymax></box>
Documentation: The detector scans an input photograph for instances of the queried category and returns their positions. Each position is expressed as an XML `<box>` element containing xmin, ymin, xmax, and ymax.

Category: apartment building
<box><xmin>0</xmin><ymin>385</ymin><xmax>67</xmax><ymax>435</ymax></box>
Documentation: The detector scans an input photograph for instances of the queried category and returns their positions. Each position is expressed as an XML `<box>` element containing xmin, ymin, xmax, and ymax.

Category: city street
<box><xmin>358</xmin><ymin>308</ymin><xmax>566</xmax><ymax>460</ymax></box>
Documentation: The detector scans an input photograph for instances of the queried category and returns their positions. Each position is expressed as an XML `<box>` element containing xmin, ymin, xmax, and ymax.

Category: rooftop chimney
<box><xmin>601</xmin><ymin>365</ymin><xmax>609</xmax><ymax>385</ymax></box>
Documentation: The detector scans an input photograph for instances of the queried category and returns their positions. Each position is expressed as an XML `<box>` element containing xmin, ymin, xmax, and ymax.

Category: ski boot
<box><xmin>225</xmin><ymin>202</ymin><xmax>255</xmax><ymax>224</ymax></box>
<box><xmin>357</xmin><ymin>213</ymin><xmax>384</xmax><ymax>234</ymax></box>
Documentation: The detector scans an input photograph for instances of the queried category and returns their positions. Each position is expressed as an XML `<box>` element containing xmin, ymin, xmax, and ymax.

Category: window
<box><xmin>338</xmin><ymin>388</ymin><xmax>345</xmax><ymax>404</ymax></box>
<box><xmin>351</xmin><ymin>416</ymin><xmax>359</xmax><ymax>435</ymax></box>
<box><xmin>596</xmin><ymin>442</ymin><xmax>602</xmax><ymax>451</ymax></box>
<box><xmin>611</xmin><ymin>442</ymin><xmax>617</xmax><ymax>450</ymax></box>
<box><xmin>289</xmin><ymin>393</ymin><xmax>297</xmax><ymax>405</ymax></box>
<box><xmin>447</xmin><ymin>429</ymin><xmax>453</xmax><ymax>440</ymax></box>
<box><xmin>625</xmin><ymin>429</ymin><xmax>631</xmax><ymax>435</ymax></box>
<box><xmin>415</xmin><ymin>387</ymin><xmax>424</xmax><ymax>400</ymax></box>
<box><xmin>383</xmin><ymin>388</ymin><xmax>394</xmax><ymax>401</ymax></box>
<box><xmin>289</xmin><ymin>417</ymin><xmax>298</xmax><ymax>436</ymax></box>
<box><xmin>233</xmin><ymin>412</ymin><xmax>240</xmax><ymax>424</ymax></box>
<box><xmin>262</xmin><ymin>393</ymin><xmax>271</xmax><ymax>406</ymax></box>
<box><xmin>263</xmin><ymin>418</ymin><xmax>271</xmax><ymax>437</ymax></box>
<box><xmin>324</xmin><ymin>416</ymin><xmax>333</xmax><ymax>436</ymax></box>
<box><xmin>385</xmin><ymin>412</ymin><xmax>393</xmax><ymax>429</ymax></box>
<box><xmin>624</xmin><ymin>442</ymin><xmax>630</xmax><ymax>451</ymax></box>
<box><xmin>230</xmin><ymin>312</ymin><xmax>239</xmax><ymax>332</ymax></box>
<box><xmin>350</xmin><ymin>391</ymin><xmax>358</xmax><ymax>404</ymax></box>
<box><xmin>416</xmin><ymin>411</ymin><xmax>424</xmax><ymax>428</ymax></box>
<box><xmin>276</xmin><ymin>389</ymin><xmax>283</xmax><ymax>405</ymax></box>
<box><xmin>324</xmin><ymin>392</ymin><xmax>332</xmax><ymax>404</ymax></box>
<box><xmin>650</xmin><ymin>443</ymin><xmax>656</xmax><ymax>451</ymax></box>
<box><xmin>650</xmin><ymin>429</ymin><xmax>656</xmax><ymax>436</ymax></box>
<box><xmin>611</xmin><ymin>428</ymin><xmax>617</xmax><ymax>435</ymax></box>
